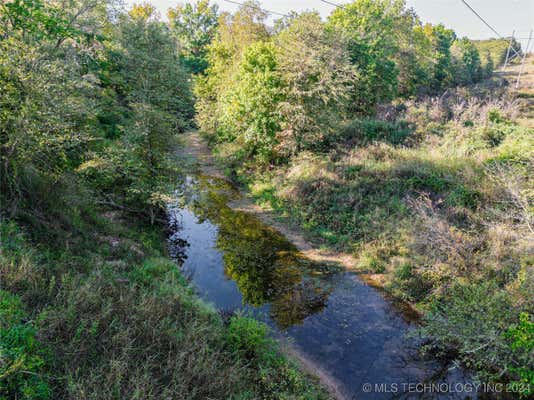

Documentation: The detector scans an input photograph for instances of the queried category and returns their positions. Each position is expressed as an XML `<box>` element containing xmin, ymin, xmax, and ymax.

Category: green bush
<box><xmin>421</xmin><ymin>283</ymin><xmax>533</xmax><ymax>389</ymax></box>
<box><xmin>0</xmin><ymin>290</ymin><xmax>50</xmax><ymax>400</ymax></box>
<box><xmin>226</xmin><ymin>315</ymin><xmax>273</xmax><ymax>361</ymax></box>
<box><xmin>225</xmin><ymin>314</ymin><xmax>327</xmax><ymax>399</ymax></box>
<box><xmin>505</xmin><ymin>313</ymin><xmax>534</xmax><ymax>397</ymax></box>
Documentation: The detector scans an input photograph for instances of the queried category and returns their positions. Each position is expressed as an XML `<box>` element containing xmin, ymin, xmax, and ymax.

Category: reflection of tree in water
<box><xmin>187</xmin><ymin>175</ymin><xmax>337</xmax><ymax>329</ymax></box>
<box><xmin>167</xmin><ymin>200</ymin><xmax>190</xmax><ymax>265</ymax></box>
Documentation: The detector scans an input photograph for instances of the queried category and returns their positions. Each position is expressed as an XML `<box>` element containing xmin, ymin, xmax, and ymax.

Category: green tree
<box><xmin>276</xmin><ymin>12</ymin><xmax>356</xmax><ymax>154</ymax></box>
<box><xmin>423</xmin><ymin>23</ymin><xmax>457</xmax><ymax>90</ymax></box>
<box><xmin>218</xmin><ymin>42</ymin><xmax>283</xmax><ymax>162</ymax></box>
<box><xmin>394</xmin><ymin>9</ymin><xmax>434</xmax><ymax>97</ymax></box>
<box><xmin>0</xmin><ymin>0</ymin><xmax>102</xmax><ymax>227</ymax></box>
<box><xmin>82</xmin><ymin>5</ymin><xmax>193</xmax><ymax>222</ymax></box>
<box><xmin>327</xmin><ymin>0</ymin><xmax>404</xmax><ymax>114</ymax></box>
<box><xmin>195</xmin><ymin>0</ymin><xmax>269</xmax><ymax>136</ymax></box>
<box><xmin>0</xmin><ymin>0</ymin><xmax>72</xmax><ymax>40</ymax></box>
<box><xmin>451</xmin><ymin>38</ymin><xmax>483</xmax><ymax>85</ymax></box>
<box><xmin>168</xmin><ymin>0</ymin><xmax>219</xmax><ymax>74</ymax></box>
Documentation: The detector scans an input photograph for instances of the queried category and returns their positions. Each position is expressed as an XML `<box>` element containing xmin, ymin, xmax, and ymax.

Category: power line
<box><xmin>460</xmin><ymin>0</ymin><xmax>502</xmax><ymax>38</ymax></box>
<box><xmin>319</xmin><ymin>0</ymin><xmax>345</xmax><ymax>9</ymax></box>
<box><xmin>221</xmin><ymin>0</ymin><xmax>290</xmax><ymax>18</ymax></box>
<box><xmin>460</xmin><ymin>0</ymin><xmax>522</xmax><ymax>59</ymax></box>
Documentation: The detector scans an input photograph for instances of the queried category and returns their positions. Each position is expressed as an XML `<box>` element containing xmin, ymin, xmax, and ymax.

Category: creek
<box><xmin>167</xmin><ymin>173</ymin><xmax>475</xmax><ymax>400</ymax></box>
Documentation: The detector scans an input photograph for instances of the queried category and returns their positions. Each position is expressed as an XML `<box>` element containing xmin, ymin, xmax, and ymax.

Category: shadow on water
<box><xmin>167</xmin><ymin>174</ymin><xmax>479</xmax><ymax>400</ymax></box>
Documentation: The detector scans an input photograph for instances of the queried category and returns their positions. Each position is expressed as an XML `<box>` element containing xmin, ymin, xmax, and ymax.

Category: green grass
<box><xmin>217</xmin><ymin>87</ymin><xmax>534</xmax><ymax>395</ymax></box>
<box><xmin>0</xmin><ymin>216</ymin><xmax>329</xmax><ymax>399</ymax></box>
<box><xmin>0</xmin><ymin>290</ymin><xmax>51</xmax><ymax>400</ymax></box>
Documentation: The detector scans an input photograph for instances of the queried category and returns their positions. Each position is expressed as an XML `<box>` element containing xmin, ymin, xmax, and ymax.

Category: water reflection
<box><xmin>167</xmin><ymin>174</ymin><xmax>476</xmax><ymax>399</ymax></box>
<box><xmin>169</xmin><ymin>174</ymin><xmax>337</xmax><ymax>328</ymax></box>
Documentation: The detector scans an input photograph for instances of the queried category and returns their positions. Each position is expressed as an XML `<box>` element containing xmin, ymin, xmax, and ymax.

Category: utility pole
<box><xmin>502</xmin><ymin>30</ymin><xmax>515</xmax><ymax>71</ymax></box>
<box><xmin>460</xmin><ymin>0</ymin><xmax>522</xmax><ymax>59</ymax></box>
<box><xmin>516</xmin><ymin>29</ymin><xmax>533</xmax><ymax>89</ymax></box>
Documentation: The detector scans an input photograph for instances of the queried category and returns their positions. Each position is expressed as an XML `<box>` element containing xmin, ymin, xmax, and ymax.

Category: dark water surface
<box><xmin>167</xmin><ymin>174</ymin><xmax>476</xmax><ymax>400</ymax></box>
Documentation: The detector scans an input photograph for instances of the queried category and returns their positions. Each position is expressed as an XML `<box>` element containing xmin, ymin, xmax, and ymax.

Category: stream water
<box><xmin>167</xmin><ymin>173</ymin><xmax>477</xmax><ymax>400</ymax></box>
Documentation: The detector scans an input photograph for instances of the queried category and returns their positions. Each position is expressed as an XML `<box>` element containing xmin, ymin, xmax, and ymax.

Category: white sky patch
<box><xmin>126</xmin><ymin>0</ymin><xmax>533</xmax><ymax>50</ymax></box>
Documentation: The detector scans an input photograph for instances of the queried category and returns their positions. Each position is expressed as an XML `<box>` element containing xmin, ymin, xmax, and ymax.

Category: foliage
<box><xmin>0</xmin><ymin>290</ymin><xmax>50</xmax><ymax>400</ymax></box>
<box><xmin>194</xmin><ymin>0</ymin><xmax>270</xmax><ymax>136</ymax></box>
<box><xmin>226</xmin><ymin>315</ymin><xmax>271</xmax><ymax>360</ymax></box>
<box><xmin>421</xmin><ymin>283</ymin><xmax>533</xmax><ymax>396</ymax></box>
<box><xmin>275</xmin><ymin>12</ymin><xmax>356</xmax><ymax>155</ymax></box>
<box><xmin>0</xmin><ymin>0</ymin><xmax>73</xmax><ymax>40</ymax></box>
<box><xmin>168</xmin><ymin>0</ymin><xmax>219</xmax><ymax>73</ymax></box>
<box><xmin>394</xmin><ymin>10</ymin><xmax>434</xmax><ymax>97</ymax></box>
<box><xmin>506</xmin><ymin>313</ymin><xmax>534</xmax><ymax>397</ymax></box>
<box><xmin>197</xmin><ymin>8</ymin><xmax>355</xmax><ymax>163</ymax></box>
<box><xmin>80</xmin><ymin>6</ymin><xmax>194</xmax><ymax>222</ymax></box>
<box><xmin>225</xmin><ymin>314</ymin><xmax>328</xmax><ymax>398</ymax></box>
<box><xmin>196</xmin><ymin>0</ymin><xmax>490</xmax><ymax>170</ymax></box>
<box><xmin>2</xmin><ymin>0</ymin><xmax>529</xmax><ymax>396</ymax></box>
<box><xmin>430</xmin><ymin>24</ymin><xmax>457</xmax><ymax>90</ymax></box>
<box><xmin>217</xmin><ymin>41</ymin><xmax>283</xmax><ymax>163</ymax></box>
<box><xmin>452</xmin><ymin>38</ymin><xmax>483</xmax><ymax>85</ymax></box>
<box><xmin>0</xmin><ymin>2</ymin><xmax>101</xmax><ymax>238</ymax></box>
<box><xmin>326</xmin><ymin>0</ymin><xmax>403</xmax><ymax>112</ymax></box>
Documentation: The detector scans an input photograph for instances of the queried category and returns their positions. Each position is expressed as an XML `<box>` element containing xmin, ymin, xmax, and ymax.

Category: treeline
<box><xmin>195</xmin><ymin>0</ymin><xmax>496</xmax><ymax>165</ymax></box>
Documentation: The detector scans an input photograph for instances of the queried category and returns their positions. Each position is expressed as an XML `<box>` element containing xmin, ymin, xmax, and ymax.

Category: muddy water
<box><xmin>167</xmin><ymin>174</ymin><xmax>475</xmax><ymax>400</ymax></box>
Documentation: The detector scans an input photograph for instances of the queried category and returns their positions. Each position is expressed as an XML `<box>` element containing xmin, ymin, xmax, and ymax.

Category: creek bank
<box><xmin>171</xmin><ymin>135</ymin><xmax>477</xmax><ymax>399</ymax></box>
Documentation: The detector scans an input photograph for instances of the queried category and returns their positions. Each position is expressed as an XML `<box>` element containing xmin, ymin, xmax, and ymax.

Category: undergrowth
<box><xmin>0</xmin><ymin>217</ymin><xmax>328</xmax><ymax>399</ymax></box>
<box><xmin>213</xmin><ymin>85</ymin><xmax>534</xmax><ymax>395</ymax></box>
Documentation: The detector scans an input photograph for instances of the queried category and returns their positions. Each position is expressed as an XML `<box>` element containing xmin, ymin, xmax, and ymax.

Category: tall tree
<box><xmin>168</xmin><ymin>0</ymin><xmax>219</xmax><ymax>74</ymax></box>
<box><xmin>195</xmin><ymin>0</ymin><xmax>269</xmax><ymax>135</ymax></box>
<box><xmin>452</xmin><ymin>38</ymin><xmax>483</xmax><ymax>85</ymax></box>
<box><xmin>0</xmin><ymin>0</ymin><xmax>104</xmax><ymax>222</ymax></box>
<box><xmin>327</xmin><ymin>0</ymin><xmax>405</xmax><ymax>114</ymax></box>
<box><xmin>91</xmin><ymin>4</ymin><xmax>193</xmax><ymax>222</ymax></box>
<box><xmin>275</xmin><ymin>12</ymin><xmax>356</xmax><ymax>155</ymax></box>
<box><xmin>423</xmin><ymin>23</ymin><xmax>457</xmax><ymax>90</ymax></box>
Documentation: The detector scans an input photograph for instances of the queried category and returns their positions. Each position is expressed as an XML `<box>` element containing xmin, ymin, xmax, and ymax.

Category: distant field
<box><xmin>473</xmin><ymin>38</ymin><xmax>522</xmax><ymax>67</ymax></box>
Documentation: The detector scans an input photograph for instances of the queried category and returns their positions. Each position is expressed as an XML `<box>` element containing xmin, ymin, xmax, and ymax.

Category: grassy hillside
<box><xmin>0</xmin><ymin>211</ymin><xmax>329</xmax><ymax>399</ymax></box>
<box><xmin>214</xmin><ymin>82</ymin><xmax>533</xmax><ymax>395</ymax></box>
<box><xmin>473</xmin><ymin>38</ymin><xmax>521</xmax><ymax>67</ymax></box>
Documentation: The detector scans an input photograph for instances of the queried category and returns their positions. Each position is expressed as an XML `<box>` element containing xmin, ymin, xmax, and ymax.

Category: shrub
<box><xmin>505</xmin><ymin>313</ymin><xmax>534</xmax><ymax>397</ymax></box>
<box><xmin>420</xmin><ymin>283</ymin><xmax>533</xmax><ymax>394</ymax></box>
<box><xmin>226</xmin><ymin>315</ymin><xmax>272</xmax><ymax>361</ymax></box>
<box><xmin>0</xmin><ymin>290</ymin><xmax>51</xmax><ymax>400</ymax></box>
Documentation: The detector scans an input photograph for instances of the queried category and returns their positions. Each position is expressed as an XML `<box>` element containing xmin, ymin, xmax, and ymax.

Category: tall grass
<box><xmin>0</xmin><ymin>217</ymin><xmax>329</xmax><ymax>399</ymax></box>
<box><xmin>223</xmin><ymin>85</ymin><xmax>534</xmax><ymax>394</ymax></box>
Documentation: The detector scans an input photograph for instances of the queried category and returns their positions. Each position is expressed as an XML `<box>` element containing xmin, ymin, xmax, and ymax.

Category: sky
<box><xmin>129</xmin><ymin>0</ymin><xmax>534</xmax><ymax>50</ymax></box>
